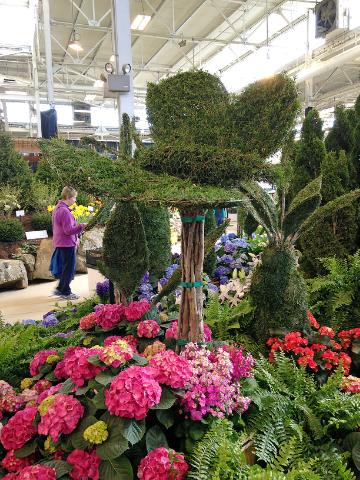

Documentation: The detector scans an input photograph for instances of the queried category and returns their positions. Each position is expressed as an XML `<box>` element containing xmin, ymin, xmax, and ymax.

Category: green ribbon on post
<box><xmin>180</xmin><ymin>281</ymin><xmax>203</xmax><ymax>288</ymax></box>
<box><xmin>181</xmin><ymin>216</ymin><xmax>205</xmax><ymax>223</ymax></box>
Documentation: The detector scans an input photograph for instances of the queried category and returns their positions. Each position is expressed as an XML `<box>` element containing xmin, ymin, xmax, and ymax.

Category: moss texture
<box><xmin>203</xmin><ymin>210</ymin><xmax>217</xmax><ymax>276</ymax></box>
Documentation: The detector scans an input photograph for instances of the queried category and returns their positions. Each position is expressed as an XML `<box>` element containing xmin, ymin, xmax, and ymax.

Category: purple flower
<box><xmin>227</xmin><ymin>233</ymin><xmax>237</xmax><ymax>240</ymax></box>
<box><xmin>43</xmin><ymin>311</ymin><xmax>54</xmax><ymax>319</ymax></box>
<box><xmin>232</xmin><ymin>238</ymin><xmax>248</xmax><ymax>248</ymax></box>
<box><xmin>220</xmin><ymin>255</ymin><xmax>234</xmax><ymax>264</ymax></box>
<box><xmin>94</xmin><ymin>304</ymin><xmax>104</xmax><ymax>312</ymax></box>
<box><xmin>214</xmin><ymin>266</ymin><xmax>230</xmax><ymax>277</ymax></box>
<box><xmin>159</xmin><ymin>277</ymin><xmax>168</xmax><ymax>287</ymax></box>
<box><xmin>42</xmin><ymin>314</ymin><xmax>59</xmax><ymax>328</ymax></box>
<box><xmin>22</xmin><ymin>319</ymin><xmax>36</xmax><ymax>325</ymax></box>
<box><xmin>55</xmin><ymin>331</ymin><xmax>74</xmax><ymax>338</ymax></box>
<box><xmin>224</xmin><ymin>242</ymin><xmax>236</xmax><ymax>253</ymax></box>
<box><xmin>207</xmin><ymin>283</ymin><xmax>219</xmax><ymax>293</ymax></box>
<box><xmin>141</xmin><ymin>271</ymin><xmax>150</xmax><ymax>283</ymax></box>
<box><xmin>220</xmin><ymin>276</ymin><xmax>229</xmax><ymax>285</ymax></box>
<box><xmin>165</xmin><ymin>264</ymin><xmax>180</xmax><ymax>279</ymax></box>
<box><xmin>220</xmin><ymin>234</ymin><xmax>229</xmax><ymax>244</ymax></box>
<box><xmin>214</xmin><ymin>244</ymin><xmax>221</xmax><ymax>252</ymax></box>
<box><xmin>139</xmin><ymin>283</ymin><xmax>153</xmax><ymax>294</ymax></box>
<box><xmin>96</xmin><ymin>279</ymin><xmax>110</xmax><ymax>298</ymax></box>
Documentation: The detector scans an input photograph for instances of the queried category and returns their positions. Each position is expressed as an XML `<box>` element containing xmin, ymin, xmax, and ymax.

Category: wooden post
<box><xmin>177</xmin><ymin>208</ymin><xmax>205</xmax><ymax>344</ymax></box>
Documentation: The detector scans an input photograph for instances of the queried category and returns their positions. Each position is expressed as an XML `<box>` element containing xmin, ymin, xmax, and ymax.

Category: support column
<box><xmin>42</xmin><ymin>0</ymin><xmax>55</xmax><ymax>108</ymax></box>
<box><xmin>32</xmin><ymin>1</ymin><xmax>42</xmax><ymax>137</ymax></box>
<box><xmin>1</xmin><ymin>101</ymin><xmax>9</xmax><ymax>131</ymax></box>
<box><xmin>111</xmin><ymin>0</ymin><xmax>134</xmax><ymax>127</ymax></box>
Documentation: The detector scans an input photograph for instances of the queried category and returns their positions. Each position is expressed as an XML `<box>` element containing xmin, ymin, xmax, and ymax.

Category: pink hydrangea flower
<box><xmin>37</xmin><ymin>383</ymin><xmax>63</xmax><ymax>403</ymax></box>
<box><xmin>137</xmin><ymin>320</ymin><xmax>160</xmax><ymax>338</ymax></box>
<box><xmin>138</xmin><ymin>447</ymin><xmax>188</xmax><ymax>480</ymax></box>
<box><xmin>103</xmin><ymin>335</ymin><xmax>139</xmax><ymax>351</ymax></box>
<box><xmin>0</xmin><ymin>393</ymin><xmax>23</xmax><ymax>413</ymax></box>
<box><xmin>19</xmin><ymin>389</ymin><xmax>38</xmax><ymax>406</ymax></box>
<box><xmin>33</xmin><ymin>380</ymin><xmax>52</xmax><ymax>394</ymax></box>
<box><xmin>222</xmin><ymin>345</ymin><xmax>254</xmax><ymax>381</ymax></box>
<box><xmin>62</xmin><ymin>347</ymin><xmax>105</xmax><ymax>386</ymax></box>
<box><xmin>149</xmin><ymin>350</ymin><xmax>192</xmax><ymax>389</ymax></box>
<box><xmin>0</xmin><ymin>381</ymin><xmax>14</xmax><ymax>396</ymax></box>
<box><xmin>2</xmin><ymin>473</ymin><xmax>18</xmax><ymax>480</ymax></box>
<box><xmin>38</xmin><ymin>394</ymin><xmax>84</xmax><ymax>442</ymax></box>
<box><xmin>1</xmin><ymin>450</ymin><xmax>33</xmax><ymax>472</ymax></box>
<box><xmin>29</xmin><ymin>349</ymin><xmax>58</xmax><ymax>376</ymax></box>
<box><xmin>143</xmin><ymin>341</ymin><xmax>167</xmax><ymax>360</ymax></box>
<box><xmin>67</xmin><ymin>449</ymin><xmax>101</xmax><ymax>480</ymax></box>
<box><xmin>12</xmin><ymin>465</ymin><xmax>56</xmax><ymax>479</ymax></box>
<box><xmin>124</xmin><ymin>300</ymin><xmax>151</xmax><ymax>322</ymax></box>
<box><xmin>95</xmin><ymin>304</ymin><xmax>126</xmax><ymax>329</ymax></box>
<box><xmin>103</xmin><ymin>336</ymin><xmax>123</xmax><ymax>346</ymax></box>
<box><xmin>99</xmin><ymin>340</ymin><xmax>134</xmax><ymax>368</ymax></box>
<box><xmin>165</xmin><ymin>321</ymin><xmax>212</xmax><ymax>342</ymax></box>
<box><xmin>0</xmin><ymin>407</ymin><xmax>37</xmax><ymax>450</ymax></box>
<box><xmin>79</xmin><ymin>313</ymin><xmax>98</xmax><ymax>330</ymax></box>
<box><xmin>105</xmin><ymin>366</ymin><xmax>161</xmax><ymax>419</ymax></box>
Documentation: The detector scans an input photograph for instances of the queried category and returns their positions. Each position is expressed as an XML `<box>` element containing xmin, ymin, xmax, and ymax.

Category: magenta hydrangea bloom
<box><xmin>29</xmin><ymin>349</ymin><xmax>58</xmax><ymax>376</ymax></box>
<box><xmin>67</xmin><ymin>449</ymin><xmax>101</xmax><ymax>480</ymax></box>
<box><xmin>165</xmin><ymin>321</ymin><xmax>212</xmax><ymax>342</ymax></box>
<box><xmin>137</xmin><ymin>320</ymin><xmax>160</xmax><ymax>339</ymax></box>
<box><xmin>37</xmin><ymin>383</ymin><xmax>63</xmax><ymax>403</ymax></box>
<box><xmin>0</xmin><ymin>393</ymin><xmax>23</xmax><ymax>414</ymax></box>
<box><xmin>99</xmin><ymin>341</ymin><xmax>134</xmax><ymax>368</ymax></box>
<box><xmin>138</xmin><ymin>447</ymin><xmax>188</xmax><ymax>480</ymax></box>
<box><xmin>0</xmin><ymin>407</ymin><xmax>37</xmax><ymax>450</ymax></box>
<box><xmin>79</xmin><ymin>312</ymin><xmax>97</xmax><ymax>331</ymax></box>
<box><xmin>94</xmin><ymin>304</ymin><xmax>126</xmax><ymax>329</ymax></box>
<box><xmin>103</xmin><ymin>335</ymin><xmax>139</xmax><ymax>350</ymax></box>
<box><xmin>62</xmin><ymin>347</ymin><xmax>105</xmax><ymax>387</ymax></box>
<box><xmin>105</xmin><ymin>366</ymin><xmax>161</xmax><ymax>420</ymax></box>
<box><xmin>38</xmin><ymin>394</ymin><xmax>84</xmax><ymax>442</ymax></box>
<box><xmin>124</xmin><ymin>300</ymin><xmax>151</xmax><ymax>322</ymax></box>
<box><xmin>149</xmin><ymin>350</ymin><xmax>192</xmax><ymax>389</ymax></box>
<box><xmin>1</xmin><ymin>450</ymin><xmax>33</xmax><ymax>472</ymax></box>
<box><xmin>12</xmin><ymin>465</ymin><xmax>56</xmax><ymax>480</ymax></box>
<box><xmin>222</xmin><ymin>345</ymin><xmax>254</xmax><ymax>381</ymax></box>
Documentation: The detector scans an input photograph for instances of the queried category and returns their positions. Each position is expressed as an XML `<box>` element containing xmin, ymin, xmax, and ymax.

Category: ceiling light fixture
<box><xmin>110</xmin><ymin>54</ymin><xmax>115</xmax><ymax>62</ymax></box>
<box><xmin>5</xmin><ymin>90</ymin><xmax>26</xmax><ymax>95</ymax></box>
<box><xmin>131</xmin><ymin>14</ymin><xmax>151</xmax><ymax>31</ymax></box>
<box><xmin>94</xmin><ymin>79</ymin><xmax>104</xmax><ymax>87</ymax></box>
<box><xmin>178</xmin><ymin>39</ymin><xmax>187</xmax><ymax>48</ymax></box>
<box><xmin>122</xmin><ymin>63</ymin><xmax>131</xmax><ymax>74</ymax></box>
<box><xmin>69</xmin><ymin>31</ymin><xmax>83</xmax><ymax>52</ymax></box>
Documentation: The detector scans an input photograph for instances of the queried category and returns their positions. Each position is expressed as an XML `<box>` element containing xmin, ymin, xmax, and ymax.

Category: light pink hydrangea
<box><xmin>1</xmin><ymin>450</ymin><xmax>33</xmax><ymax>472</ymax></box>
<box><xmin>103</xmin><ymin>335</ymin><xmax>139</xmax><ymax>351</ymax></box>
<box><xmin>165</xmin><ymin>321</ymin><xmax>212</xmax><ymax>342</ymax></box>
<box><xmin>222</xmin><ymin>345</ymin><xmax>254</xmax><ymax>381</ymax></box>
<box><xmin>0</xmin><ymin>407</ymin><xmax>37</xmax><ymax>450</ymax></box>
<box><xmin>149</xmin><ymin>350</ymin><xmax>192</xmax><ymax>389</ymax></box>
<box><xmin>62</xmin><ymin>347</ymin><xmax>105</xmax><ymax>386</ymax></box>
<box><xmin>37</xmin><ymin>383</ymin><xmax>63</xmax><ymax>403</ymax></box>
<box><xmin>94</xmin><ymin>304</ymin><xmax>126</xmax><ymax>329</ymax></box>
<box><xmin>138</xmin><ymin>447</ymin><xmax>188</xmax><ymax>480</ymax></box>
<box><xmin>99</xmin><ymin>340</ymin><xmax>134</xmax><ymax>368</ymax></box>
<box><xmin>0</xmin><ymin>393</ymin><xmax>23</xmax><ymax>413</ymax></box>
<box><xmin>103</xmin><ymin>335</ymin><xmax>123</xmax><ymax>346</ymax></box>
<box><xmin>0</xmin><ymin>381</ymin><xmax>14</xmax><ymax>396</ymax></box>
<box><xmin>181</xmin><ymin>344</ymin><xmax>251</xmax><ymax>421</ymax></box>
<box><xmin>79</xmin><ymin>312</ymin><xmax>98</xmax><ymax>330</ymax></box>
<box><xmin>29</xmin><ymin>349</ymin><xmax>58</xmax><ymax>376</ymax></box>
<box><xmin>33</xmin><ymin>380</ymin><xmax>52</xmax><ymax>394</ymax></box>
<box><xmin>19</xmin><ymin>389</ymin><xmax>38</xmax><ymax>406</ymax></box>
<box><xmin>124</xmin><ymin>300</ymin><xmax>151</xmax><ymax>322</ymax></box>
<box><xmin>137</xmin><ymin>320</ymin><xmax>160</xmax><ymax>338</ymax></box>
<box><xmin>67</xmin><ymin>449</ymin><xmax>101</xmax><ymax>480</ymax></box>
<box><xmin>38</xmin><ymin>394</ymin><xmax>84</xmax><ymax>442</ymax></box>
<box><xmin>105</xmin><ymin>366</ymin><xmax>161</xmax><ymax>419</ymax></box>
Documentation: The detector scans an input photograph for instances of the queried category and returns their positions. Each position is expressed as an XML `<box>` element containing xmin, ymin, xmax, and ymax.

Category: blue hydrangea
<box><xmin>207</xmin><ymin>283</ymin><xmax>219</xmax><ymax>293</ymax></box>
<box><xmin>165</xmin><ymin>264</ymin><xmax>180</xmax><ymax>279</ymax></box>
<box><xmin>42</xmin><ymin>314</ymin><xmax>59</xmax><ymax>328</ymax></box>
<box><xmin>55</xmin><ymin>331</ymin><xmax>74</xmax><ymax>338</ymax></box>
<box><xmin>232</xmin><ymin>238</ymin><xmax>248</xmax><ymax>248</ymax></box>
<box><xmin>220</xmin><ymin>234</ymin><xmax>229</xmax><ymax>244</ymax></box>
<box><xmin>214</xmin><ymin>243</ymin><xmax>221</xmax><ymax>252</ymax></box>
<box><xmin>96</xmin><ymin>279</ymin><xmax>110</xmax><ymax>298</ymax></box>
<box><xmin>159</xmin><ymin>277</ymin><xmax>168</xmax><ymax>287</ymax></box>
<box><xmin>220</xmin><ymin>255</ymin><xmax>234</xmax><ymax>264</ymax></box>
<box><xmin>227</xmin><ymin>233</ymin><xmax>237</xmax><ymax>240</ymax></box>
<box><xmin>224</xmin><ymin>242</ymin><xmax>237</xmax><ymax>253</ymax></box>
<box><xmin>220</xmin><ymin>276</ymin><xmax>229</xmax><ymax>285</ymax></box>
<box><xmin>141</xmin><ymin>271</ymin><xmax>150</xmax><ymax>283</ymax></box>
<box><xmin>214</xmin><ymin>266</ymin><xmax>230</xmax><ymax>277</ymax></box>
<box><xmin>22</xmin><ymin>319</ymin><xmax>36</xmax><ymax>325</ymax></box>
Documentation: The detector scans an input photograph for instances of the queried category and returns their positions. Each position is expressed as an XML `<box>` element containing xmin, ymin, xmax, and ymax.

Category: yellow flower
<box><xmin>83</xmin><ymin>421</ymin><xmax>109</xmax><ymax>445</ymax></box>
<box><xmin>159</xmin><ymin>312</ymin><xmax>168</xmax><ymax>323</ymax></box>
<box><xmin>46</xmin><ymin>355</ymin><xmax>60</xmax><ymax>365</ymax></box>
<box><xmin>44</xmin><ymin>436</ymin><xmax>57</xmax><ymax>453</ymax></box>
<box><xmin>38</xmin><ymin>395</ymin><xmax>56</xmax><ymax>416</ymax></box>
<box><xmin>21</xmin><ymin>378</ymin><xmax>33</xmax><ymax>390</ymax></box>
<box><xmin>47</xmin><ymin>205</ymin><xmax>54</xmax><ymax>213</ymax></box>
<box><xmin>83</xmin><ymin>336</ymin><xmax>94</xmax><ymax>346</ymax></box>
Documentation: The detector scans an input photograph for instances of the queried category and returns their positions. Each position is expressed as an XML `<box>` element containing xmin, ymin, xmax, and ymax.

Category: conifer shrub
<box><xmin>0</xmin><ymin>219</ymin><xmax>25</xmax><ymax>242</ymax></box>
<box><xmin>31</xmin><ymin>212</ymin><xmax>53</xmax><ymax>235</ymax></box>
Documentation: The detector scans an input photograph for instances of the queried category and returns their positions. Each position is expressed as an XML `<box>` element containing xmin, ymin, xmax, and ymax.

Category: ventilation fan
<box><xmin>315</xmin><ymin>0</ymin><xmax>338</xmax><ymax>38</ymax></box>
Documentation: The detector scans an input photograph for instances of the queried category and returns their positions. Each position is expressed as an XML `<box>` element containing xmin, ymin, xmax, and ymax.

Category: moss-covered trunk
<box><xmin>250</xmin><ymin>244</ymin><xmax>308</xmax><ymax>342</ymax></box>
<box><xmin>177</xmin><ymin>208</ymin><xmax>205</xmax><ymax>343</ymax></box>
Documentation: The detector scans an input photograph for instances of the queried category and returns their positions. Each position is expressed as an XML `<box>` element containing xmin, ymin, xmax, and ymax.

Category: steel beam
<box><xmin>42</xmin><ymin>0</ymin><xmax>55</xmax><ymax>107</ymax></box>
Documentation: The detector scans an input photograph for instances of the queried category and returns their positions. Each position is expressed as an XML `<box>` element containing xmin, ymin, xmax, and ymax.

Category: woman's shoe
<box><xmin>61</xmin><ymin>293</ymin><xmax>80</xmax><ymax>300</ymax></box>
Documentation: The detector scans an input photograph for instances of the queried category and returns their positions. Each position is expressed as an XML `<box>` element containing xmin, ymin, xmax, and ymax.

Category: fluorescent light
<box><xmin>85</xmin><ymin>94</ymin><xmax>96</xmax><ymax>102</ymax></box>
<box><xmin>109</xmin><ymin>54</ymin><xmax>115</xmax><ymax>62</ymax></box>
<box><xmin>131</xmin><ymin>14</ymin><xmax>151</xmax><ymax>31</ymax></box>
<box><xmin>94</xmin><ymin>80</ymin><xmax>104</xmax><ymax>88</ymax></box>
<box><xmin>5</xmin><ymin>90</ymin><xmax>26</xmax><ymax>95</ymax></box>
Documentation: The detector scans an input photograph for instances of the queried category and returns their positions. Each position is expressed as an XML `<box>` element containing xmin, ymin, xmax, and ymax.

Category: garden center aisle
<box><xmin>0</xmin><ymin>274</ymin><xmax>89</xmax><ymax>324</ymax></box>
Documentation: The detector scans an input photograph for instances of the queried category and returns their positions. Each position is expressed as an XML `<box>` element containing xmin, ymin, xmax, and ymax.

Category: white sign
<box><xmin>26</xmin><ymin>230</ymin><xmax>48</xmax><ymax>240</ymax></box>
<box><xmin>88</xmin><ymin>205</ymin><xmax>94</xmax><ymax>212</ymax></box>
<box><xmin>16</xmin><ymin>210</ymin><xmax>25</xmax><ymax>217</ymax></box>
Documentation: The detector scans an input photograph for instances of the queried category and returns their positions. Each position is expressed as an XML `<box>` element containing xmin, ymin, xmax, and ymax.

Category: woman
<box><xmin>51</xmin><ymin>186</ymin><xmax>86</xmax><ymax>300</ymax></box>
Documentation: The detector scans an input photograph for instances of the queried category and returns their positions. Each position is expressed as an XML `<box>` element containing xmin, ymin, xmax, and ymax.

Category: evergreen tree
<box><xmin>325</xmin><ymin>105</ymin><xmax>354</xmax><ymax>155</ymax></box>
<box><xmin>290</xmin><ymin>109</ymin><xmax>326</xmax><ymax>197</ymax></box>
<box><xmin>300</xmin><ymin>151</ymin><xmax>358</xmax><ymax>275</ymax></box>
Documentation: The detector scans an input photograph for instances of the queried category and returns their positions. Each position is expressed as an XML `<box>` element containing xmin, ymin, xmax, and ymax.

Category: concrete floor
<box><xmin>0</xmin><ymin>274</ymin><xmax>90</xmax><ymax>324</ymax></box>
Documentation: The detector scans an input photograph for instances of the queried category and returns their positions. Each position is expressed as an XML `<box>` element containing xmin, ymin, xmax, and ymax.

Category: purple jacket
<box><xmin>52</xmin><ymin>201</ymin><xmax>85</xmax><ymax>247</ymax></box>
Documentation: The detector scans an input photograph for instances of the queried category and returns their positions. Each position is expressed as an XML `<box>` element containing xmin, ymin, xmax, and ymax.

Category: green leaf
<box><xmin>87</xmin><ymin>354</ymin><xmax>103</xmax><ymax>366</ymax></box>
<box><xmin>122</xmin><ymin>419</ymin><xmax>146</xmax><ymax>445</ymax></box>
<box><xmin>146</xmin><ymin>425</ymin><xmax>168</xmax><ymax>452</ymax></box>
<box><xmin>95</xmin><ymin>372</ymin><xmax>114</xmax><ymax>386</ymax></box>
<box><xmin>352</xmin><ymin>342</ymin><xmax>360</xmax><ymax>355</ymax></box>
<box><xmin>75</xmin><ymin>385</ymin><xmax>90</xmax><ymax>396</ymax></box>
<box><xmin>92</xmin><ymin>388</ymin><xmax>106</xmax><ymax>409</ymax></box>
<box><xmin>151</xmin><ymin>386</ymin><xmax>176</xmax><ymax>410</ymax></box>
<box><xmin>99</xmin><ymin>456</ymin><xmax>133</xmax><ymax>480</ymax></box>
<box><xmin>14</xmin><ymin>439</ymin><xmax>37</xmax><ymax>458</ymax></box>
<box><xmin>45</xmin><ymin>371</ymin><xmax>58</xmax><ymax>382</ymax></box>
<box><xmin>96</xmin><ymin>429</ymin><xmax>128</xmax><ymax>460</ymax></box>
<box><xmin>132</xmin><ymin>354</ymin><xmax>148</xmax><ymax>366</ymax></box>
<box><xmin>343</xmin><ymin>432</ymin><xmax>360</xmax><ymax>452</ymax></box>
<box><xmin>188</xmin><ymin>422</ymin><xmax>207</xmax><ymax>441</ymax></box>
<box><xmin>156</xmin><ymin>409</ymin><xmax>175</xmax><ymax>429</ymax></box>
<box><xmin>69</xmin><ymin>415</ymin><xmax>98</xmax><ymax>450</ymax></box>
<box><xmin>58</xmin><ymin>378</ymin><xmax>76</xmax><ymax>394</ymax></box>
<box><xmin>353</xmin><ymin>442</ymin><xmax>360</xmax><ymax>471</ymax></box>
<box><xmin>39</xmin><ymin>460</ymin><xmax>72</xmax><ymax>478</ymax></box>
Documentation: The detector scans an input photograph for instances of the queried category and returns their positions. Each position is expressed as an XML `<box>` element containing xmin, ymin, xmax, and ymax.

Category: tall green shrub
<box><xmin>138</xmin><ymin>204</ymin><xmax>171</xmax><ymax>285</ymax></box>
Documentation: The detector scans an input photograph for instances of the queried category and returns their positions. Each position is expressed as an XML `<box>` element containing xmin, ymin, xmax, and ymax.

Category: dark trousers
<box><xmin>57</xmin><ymin>247</ymin><xmax>76</xmax><ymax>295</ymax></box>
